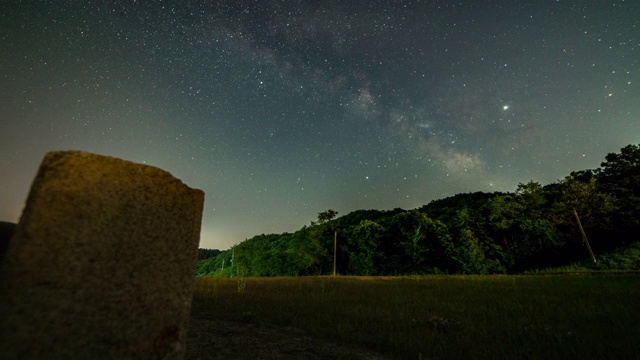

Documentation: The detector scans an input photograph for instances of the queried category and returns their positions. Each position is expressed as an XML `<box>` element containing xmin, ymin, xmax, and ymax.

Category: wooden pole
<box><xmin>333</xmin><ymin>230</ymin><xmax>337</xmax><ymax>276</ymax></box>
<box><xmin>231</xmin><ymin>249</ymin><xmax>235</xmax><ymax>277</ymax></box>
<box><xmin>573</xmin><ymin>209</ymin><xmax>597</xmax><ymax>263</ymax></box>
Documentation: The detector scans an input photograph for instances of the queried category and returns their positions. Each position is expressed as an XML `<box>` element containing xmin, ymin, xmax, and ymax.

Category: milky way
<box><xmin>1</xmin><ymin>1</ymin><xmax>639</xmax><ymax>249</ymax></box>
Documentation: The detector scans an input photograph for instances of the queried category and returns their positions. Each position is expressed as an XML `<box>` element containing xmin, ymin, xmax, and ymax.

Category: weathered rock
<box><xmin>0</xmin><ymin>151</ymin><xmax>204</xmax><ymax>359</ymax></box>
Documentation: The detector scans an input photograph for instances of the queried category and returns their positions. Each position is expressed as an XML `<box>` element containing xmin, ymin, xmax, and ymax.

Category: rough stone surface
<box><xmin>0</xmin><ymin>151</ymin><xmax>204</xmax><ymax>359</ymax></box>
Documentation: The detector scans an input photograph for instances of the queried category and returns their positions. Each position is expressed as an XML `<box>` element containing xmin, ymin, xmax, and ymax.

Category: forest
<box><xmin>197</xmin><ymin>144</ymin><xmax>640</xmax><ymax>276</ymax></box>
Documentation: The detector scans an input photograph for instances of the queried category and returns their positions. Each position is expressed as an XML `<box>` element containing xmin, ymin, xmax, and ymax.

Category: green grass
<box><xmin>191</xmin><ymin>274</ymin><xmax>640</xmax><ymax>359</ymax></box>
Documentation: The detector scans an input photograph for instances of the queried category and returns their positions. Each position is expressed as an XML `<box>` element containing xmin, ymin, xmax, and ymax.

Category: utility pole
<box><xmin>231</xmin><ymin>249</ymin><xmax>235</xmax><ymax>277</ymax></box>
<box><xmin>573</xmin><ymin>209</ymin><xmax>597</xmax><ymax>263</ymax></box>
<box><xmin>332</xmin><ymin>230</ymin><xmax>337</xmax><ymax>276</ymax></box>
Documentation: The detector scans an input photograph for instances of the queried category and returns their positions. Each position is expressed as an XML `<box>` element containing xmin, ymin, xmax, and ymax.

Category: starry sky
<box><xmin>1</xmin><ymin>1</ymin><xmax>639</xmax><ymax>250</ymax></box>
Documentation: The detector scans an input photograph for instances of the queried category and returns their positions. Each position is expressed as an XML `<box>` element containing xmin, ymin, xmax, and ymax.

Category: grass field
<box><xmin>191</xmin><ymin>274</ymin><xmax>640</xmax><ymax>359</ymax></box>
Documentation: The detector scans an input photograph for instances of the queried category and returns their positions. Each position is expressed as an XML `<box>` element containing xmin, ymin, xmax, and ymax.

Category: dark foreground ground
<box><xmin>186</xmin><ymin>274</ymin><xmax>640</xmax><ymax>359</ymax></box>
<box><xmin>186</xmin><ymin>316</ymin><xmax>384</xmax><ymax>360</ymax></box>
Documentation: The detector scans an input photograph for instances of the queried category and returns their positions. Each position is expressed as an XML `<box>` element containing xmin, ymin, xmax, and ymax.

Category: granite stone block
<box><xmin>0</xmin><ymin>151</ymin><xmax>204</xmax><ymax>359</ymax></box>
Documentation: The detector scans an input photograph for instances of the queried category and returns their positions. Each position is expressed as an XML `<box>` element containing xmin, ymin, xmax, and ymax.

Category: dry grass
<box><xmin>191</xmin><ymin>274</ymin><xmax>640</xmax><ymax>359</ymax></box>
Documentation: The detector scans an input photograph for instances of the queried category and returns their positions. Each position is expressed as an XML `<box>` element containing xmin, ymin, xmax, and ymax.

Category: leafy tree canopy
<box><xmin>198</xmin><ymin>144</ymin><xmax>640</xmax><ymax>276</ymax></box>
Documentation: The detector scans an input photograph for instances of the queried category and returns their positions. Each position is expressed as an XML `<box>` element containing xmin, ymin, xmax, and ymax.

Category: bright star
<box><xmin>503</xmin><ymin>105</ymin><xmax>509</xmax><ymax>110</ymax></box>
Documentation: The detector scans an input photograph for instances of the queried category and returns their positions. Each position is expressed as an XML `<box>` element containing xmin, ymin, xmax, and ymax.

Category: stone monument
<box><xmin>0</xmin><ymin>151</ymin><xmax>204</xmax><ymax>359</ymax></box>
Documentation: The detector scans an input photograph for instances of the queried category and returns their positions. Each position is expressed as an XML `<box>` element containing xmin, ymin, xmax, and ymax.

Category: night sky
<box><xmin>1</xmin><ymin>1</ymin><xmax>639</xmax><ymax>250</ymax></box>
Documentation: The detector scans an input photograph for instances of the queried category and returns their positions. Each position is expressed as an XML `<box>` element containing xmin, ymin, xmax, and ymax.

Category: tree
<box><xmin>314</xmin><ymin>210</ymin><xmax>339</xmax><ymax>275</ymax></box>
<box><xmin>297</xmin><ymin>225</ymin><xmax>329</xmax><ymax>275</ymax></box>
<box><xmin>198</xmin><ymin>248</ymin><xmax>221</xmax><ymax>260</ymax></box>
<box><xmin>317</xmin><ymin>209</ymin><xmax>339</xmax><ymax>224</ymax></box>
<box><xmin>487</xmin><ymin>195</ymin><xmax>522</xmax><ymax>252</ymax></box>
<box><xmin>195</xmin><ymin>144</ymin><xmax>640</xmax><ymax>276</ymax></box>
<box><xmin>599</xmin><ymin>144</ymin><xmax>640</xmax><ymax>186</ymax></box>
<box><xmin>451</xmin><ymin>228</ymin><xmax>490</xmax><ymax>274</ymax></box>
<box><xmin>553</xmin><ymin>176</ymin><xmax>616</xmax><ymax>227</ymax></box>
<box><xmin>597</xmin><ymin>144</ymin><xmax>640</xmax><ymax>241</ymax></box>
<box><xmin>488</xmin><ymin>182</ymin><xmax>560</xmax><ymax>270</ymax></box>
<box><xmin>447</xmin><ymin>208</ymin><xmax>507</xmax><ymax>274</ymax></box>
<box><xmin>547</xmin><ymin>175</ymin><xmax>617</xmax><ymax>262</ymax></box>
<box><xmin>347</xmin><ymin>220</ymin><xmax>385</xmax><ymax>275</ymax></box>
<box><xmin>515</xmin><ymin>181</ymin><xmax>546</xmax><ymax>218</ymax></box>
<box><xmin>389</xmin><ymin>210</ymin><xmax>452</xmax><ymax>274</ymax></box>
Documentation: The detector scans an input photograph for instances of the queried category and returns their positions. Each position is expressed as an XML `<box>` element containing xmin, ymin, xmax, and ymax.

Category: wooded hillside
<box><xmin>198</xmin><ymin>144</ymin><xmax>640</xmax><ymax>276</ymax></box>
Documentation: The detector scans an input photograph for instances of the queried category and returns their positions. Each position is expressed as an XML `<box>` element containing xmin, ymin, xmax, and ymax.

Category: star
<box><xmin>0</xmin><ymin>1</ymin><xmax>637</xmax><ymax>250</ymax></box>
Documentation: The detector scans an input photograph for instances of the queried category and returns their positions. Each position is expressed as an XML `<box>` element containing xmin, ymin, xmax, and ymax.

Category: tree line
<box><xmin>197</xmin><ymin>144</ymin><xmax>640</xmax><ymax>276</ymax></box>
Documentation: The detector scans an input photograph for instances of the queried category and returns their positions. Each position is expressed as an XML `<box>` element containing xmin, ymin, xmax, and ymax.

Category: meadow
<box><xmin>191</xmin><ymin>274</ymin><xmax>640</xmax><ymax>359</ymax></box>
